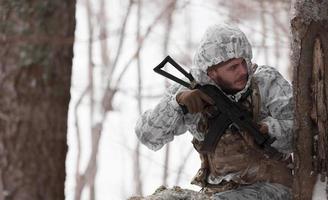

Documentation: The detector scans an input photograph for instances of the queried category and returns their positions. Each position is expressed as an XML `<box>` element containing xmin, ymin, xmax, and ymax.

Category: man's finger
<box><xmin>195</xmin><ymin>98</ymin><xmax>204</xmax><ymax>112</ymax></box>
<box><xmin>198</xmin><ymin>90</ymin><xmax>215</xmax><ymax>105</ymax></box>
<box><xmin>189</xmin><ymin>100</ymin><xmax>197</xmax><ymax>113</ymax></box>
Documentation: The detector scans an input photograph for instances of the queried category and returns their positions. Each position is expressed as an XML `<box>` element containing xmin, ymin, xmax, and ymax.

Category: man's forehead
<box><xmin>210</xmin><ymin>57</ymin><xmax>244</xmax><ymax>69</ymax></box>
<box><xmin>228</xmin><ymin>58</ymin><xmax>244</xmax><ymax>65</ymax></box>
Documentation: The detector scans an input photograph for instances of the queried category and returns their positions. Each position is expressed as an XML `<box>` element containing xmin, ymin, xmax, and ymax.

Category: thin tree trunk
<box><xmin>102</xmin><ymin>0</ymin><xmax>134</xmax><ymax>112</ymax></box>
<box><xmin>163</xmin><ymin>145</ymin><xmax>170</xmax><ymax>186</ymax></box>
<box><xmin>183</xmin><ymin>3</ymin><xmax>193</xmax><ymax>65</ymax></box>
<box><xmin>0</xmin><ymin>1</ymin><xmax>75</xmax><ymax>200</ymax></box>
<box><xmin>102</xmin><ymin>0</ymin><xmax>180</xmax><ymax>115</ymax></box>
<box><xmin>291</xmin><ymin>0</ymin><xmax>328</xmax><ymax>199</ymax></box>
<box><xmin>259</xmin><ymin>0</ymin><xmax>269</xmax><ymax>64</ymax></box>
<box><xmin>109</xmin><ymin>0</ymin><xmax>134</xmax><ymax>82</ymax></box>
<box><xmin>74</xmin><ymin>86</ymin><xmax>89</xmax><ymax>200</ymax></box>
<box><xmin>175</xmin><ymin>147</ymin><xmax>194</xmax><ymax>185</ymax></box>
<box><xmin>85</xmin><ymin>0</ymin><xmax>97</xmax><ymax>199</ymax></box>
<box><xmin>98</xmin><ymin>0</ymin><xmax>110</xmax><ymax>89</ymax></box>
<box><xmin>162</xmin><ymin>0</ymin><xmax>177</xmax><ymax>187</ymax></box>
<box><xmin>134</xmin><ymin>0</ymin><xmax>143</xmax><ymax>196</ymax></box>
<box><xmin>272</xmin><ymin>2</ymin><xmax>281</xmax><ymax>68</ymax></box>
<box><xmin>74</xmin><ymin>0</ymin><xmax>100</xmax><ymax>200</ymax></box>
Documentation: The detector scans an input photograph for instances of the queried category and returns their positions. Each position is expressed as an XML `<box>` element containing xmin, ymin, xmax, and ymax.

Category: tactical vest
<box><xmin>191</xmin><ymin>65</ymin><xmax>292</xmax><ymax>194</ymax></box>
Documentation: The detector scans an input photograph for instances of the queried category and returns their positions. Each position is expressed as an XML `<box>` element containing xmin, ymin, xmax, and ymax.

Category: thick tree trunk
<box><xmin>0</xmin><ymin>1</ymin><xmax>75</xmax><ymax>200</ymax></box>
<box><xmin>291</xmin><ymin>0</ymin><xmax>328</xmax><ymax>199</ymax></box>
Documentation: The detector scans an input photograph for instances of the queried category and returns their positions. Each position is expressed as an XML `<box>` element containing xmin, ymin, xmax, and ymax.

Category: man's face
<box><xmin>207</xmin><ymin>58</ymin><xmax>248</xmax><ymax>93</ymax></box>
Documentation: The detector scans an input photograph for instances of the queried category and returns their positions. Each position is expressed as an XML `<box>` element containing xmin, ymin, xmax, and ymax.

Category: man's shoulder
<box><xmin>254</xmin><ymin>64</ymin><xmax>279</xmax><ymax>75</ymax></box>
<box><xmin>252</xmin><ymin>64</ymin><xmax>292</xmax><ymax>93</ymax></box>
<box><xmin>253</xmin><ymin>65</ymin><xmax>284</xmax><ymax>82</ymax></box>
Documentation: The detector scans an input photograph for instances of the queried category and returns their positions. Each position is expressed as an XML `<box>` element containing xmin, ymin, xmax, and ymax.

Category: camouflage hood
<box><xmin>190</xmin><ymin>24</ymin><xmax>253</xmax><ymax>101</ymax></box>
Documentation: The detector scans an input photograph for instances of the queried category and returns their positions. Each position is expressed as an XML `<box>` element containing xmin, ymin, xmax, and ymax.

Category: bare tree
<box><xmin>162</xmin><ymin>0</ymin><xmax>178</xmax><ymax>187</ymax></box>
<box><xmin>0</xmin><ymin>1</ymin><xmax>75</xmax><ymax>200</ymax></box>
<box><xmin>134</xmin><ymin>0</ymin><xmax>144</xmax><ymax>196</ymax></box>
<box><xmin>97</xmin><ymin>0</ymin><xmax>110</xmax><ymax>85</ymax></box>
<box><xmin>175</xmin><ymin>147</ymin><xmax>194</xmax><ymax>185</ymax></box>
<box><xmin>272</xmin><ymin>2</ymin><xmax>281</xmax><ymax>68</ymax></box>
<box><xmin>73</xmin><ymin>0</ymin><xmax>181</xmax><ymax>198</ymax></box>
<box><xmin>74</xmin><ymin>0</ymin><xmax>134</xmax><ymax>199</ymax></box>
<box><xmin>258</xmin><ymin>0</ymin><xmax>269</xmax><ymax>64</ymax></box>
<box><xmin>290</xmin><ymin>0</ymin><xmax>328</xmax><ymax>199</ymax></box>
<box><xmin>73</xmin><ymin>0</ymin><xmax>98</xmax><ymax>199</ymax></box>
<box><xmin>86</xmin><ymin>0</ymin><xmax>96</xmax><ymax>199</ymax></box>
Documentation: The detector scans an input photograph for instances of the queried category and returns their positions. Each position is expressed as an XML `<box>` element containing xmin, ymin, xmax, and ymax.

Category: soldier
<box><xmin>135</xmin><ymin>24</ymin><xmax>293</xmax><ymax>200</ymax></box>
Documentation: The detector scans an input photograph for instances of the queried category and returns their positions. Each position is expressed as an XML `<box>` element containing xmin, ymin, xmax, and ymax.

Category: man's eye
<box><xmin>230</xmin><ymin>64</ymin><xmax>238</xmax><ymax>70</ymax></box>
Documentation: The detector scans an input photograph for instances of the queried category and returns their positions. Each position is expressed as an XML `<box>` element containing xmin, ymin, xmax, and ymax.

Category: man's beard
<box><xmin>219</xmin><ymin>75</ymin><xmax>248</xmax><ymax>94</ymax></box>
<box><xmin>222</xmin><ymin>87</ymin><xmax>241</xmax><ymax>94</ymax></box>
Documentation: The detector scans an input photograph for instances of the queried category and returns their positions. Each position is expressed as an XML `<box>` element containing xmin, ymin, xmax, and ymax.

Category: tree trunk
<box><xmin>0</xmin><ymin>1</ymin><xmax>75</xmax><ymax>200</ymax></box>
<box><xmin>162</xmin><ymin>0</ymin><xmax>177</xmax><ymax>187</ymax></box>
<box><xmin>291</xmin><ymin>0</ymin><xmax>328</xmax><ymax>199</ymax></box>
<box><xmin>134</xmin><ymin>0</ymin><xmax>144</xmax><ymax>196</ymax></box>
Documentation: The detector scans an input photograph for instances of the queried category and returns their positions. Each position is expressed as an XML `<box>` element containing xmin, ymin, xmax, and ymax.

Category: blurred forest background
<box><xmin>66</xmin><ymin>0</ymin><xmax>293</xmax><ymax>199</ymax></box>
<box><xmin>1</xmin><ymin>0</ymin><xmax>327</xmax><ymax>200</ymax></box>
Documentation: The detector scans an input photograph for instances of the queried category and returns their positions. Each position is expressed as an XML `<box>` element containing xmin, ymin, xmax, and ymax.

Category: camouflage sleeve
<box><xmin>255</xmin><ymin>66</ymin><xmax>294</xmax><ymax>154</ymax></box>
<box><xmin>135</xmin><ymin>83</ymin><xmax>202</xmax><ymax>151</ymax></box>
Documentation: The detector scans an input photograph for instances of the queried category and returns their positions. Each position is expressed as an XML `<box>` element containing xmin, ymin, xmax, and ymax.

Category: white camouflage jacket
<box><xmin>135</xmin><ymin>24</ymin><xmax>293</xmax><ymax>159</ymax></box>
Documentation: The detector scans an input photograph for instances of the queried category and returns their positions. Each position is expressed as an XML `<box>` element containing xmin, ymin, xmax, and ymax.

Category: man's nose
<box><xmin>238</xmin><ymin>64</ymin><xmax>248</xmax><ymax>75</ymax></box>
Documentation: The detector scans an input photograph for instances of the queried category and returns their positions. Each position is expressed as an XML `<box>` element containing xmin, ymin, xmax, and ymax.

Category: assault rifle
<box><xmin>154</xmin><ymin>55</ymin><xmax>282</xmax><ymax>160</ymax></box>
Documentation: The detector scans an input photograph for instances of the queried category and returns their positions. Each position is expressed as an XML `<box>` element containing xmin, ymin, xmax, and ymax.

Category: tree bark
<box><xmin>291</xmin><ymin>0</ymin><xmax>328</xmax><ymax>199</ymax></box>
<box><xmin>0</xmin><ymin>1</ymin><xmax>75</xmax><ymax>200</ymax></box>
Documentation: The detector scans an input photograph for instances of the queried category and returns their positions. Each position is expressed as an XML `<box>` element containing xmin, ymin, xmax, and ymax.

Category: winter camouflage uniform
<box><xmin>135</xmin><ymin>24</ymin><xmax>293</xmax><ymax>199</ymax></box>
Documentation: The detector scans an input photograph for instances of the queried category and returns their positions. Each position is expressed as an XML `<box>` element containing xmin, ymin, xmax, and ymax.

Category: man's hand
<box><xmin>258</xmin><ymin>122</ymin><xmax>269</xmax><ymax>135</ymax></box>
<box><xmin>176</xmin><ymin>89</ymin><xmax>215</xmax><ymax>113</ymax></box>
